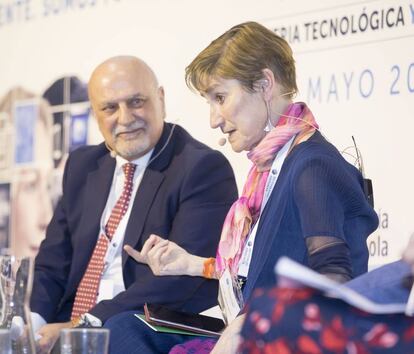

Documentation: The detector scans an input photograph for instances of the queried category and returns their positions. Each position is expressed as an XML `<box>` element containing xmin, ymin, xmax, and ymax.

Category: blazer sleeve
<box><xmin>89</xmin><ymin>150</ymin><xmax>238</xmax><ymax>323</ymax></box>
<box><xmin>30</xmin><ymin>154</ymin><xmax>74</xmax><ymax>322</ymax></box>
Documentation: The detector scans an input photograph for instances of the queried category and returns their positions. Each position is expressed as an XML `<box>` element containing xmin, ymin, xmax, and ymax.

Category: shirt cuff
<box><xmin>31</xmin><ymin>312</ymin><xmax>47</xmax><ymax>340</ymax></box>
<box><xmin>83</xmin><ymin>313</ymin><xmax>103</xmax><ymax>327</ymax></box>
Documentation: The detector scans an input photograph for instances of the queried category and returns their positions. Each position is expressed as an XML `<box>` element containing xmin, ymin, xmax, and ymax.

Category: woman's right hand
<box><xmin>124</xmin><ymin>234</ymin><xmax>204</xmax><ymax>277</ymax></box>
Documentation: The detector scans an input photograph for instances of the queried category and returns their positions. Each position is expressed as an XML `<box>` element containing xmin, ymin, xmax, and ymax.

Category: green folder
<box><xmin>134</xmin><ymin>314</ymin><xmax>216</xmax><ymax>337</ymax></box>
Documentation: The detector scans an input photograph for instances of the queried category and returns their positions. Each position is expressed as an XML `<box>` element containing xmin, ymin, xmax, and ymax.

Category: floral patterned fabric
<box><xmin>169</xmin><ymin>338</ymin><xmax>217</xmax><ymax>354</ymax></box>
<box><xmin>239</xmin><ymin>287</ymin><xmax>414</xmax><ymax>354</ymax></box>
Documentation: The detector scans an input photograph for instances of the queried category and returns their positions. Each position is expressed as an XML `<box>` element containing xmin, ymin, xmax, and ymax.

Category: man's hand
<box><xmin>211</xmin><ymin>314</ymin><xmax>245</xmax><ymax>354</ymax></box>
<box><xmin>124</xmin><ymin>234</ymin><xmax>165</xmax><ymax>269</ymax></box>
<box><xmin>124</xmin><ymin>234</ymin><xmax>203</xmax><ymax>276</ymax></box>
<box><xmin>36</xmin><ymin>321</ymin><xmax>71</xmax><ymax>354</ymax></box>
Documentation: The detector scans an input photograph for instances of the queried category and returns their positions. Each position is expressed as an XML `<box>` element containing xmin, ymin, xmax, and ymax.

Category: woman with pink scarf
<box><xmin>107</xmin><ymin>21</ymin><xmax>378</xmax><ymax>354</ymax></box>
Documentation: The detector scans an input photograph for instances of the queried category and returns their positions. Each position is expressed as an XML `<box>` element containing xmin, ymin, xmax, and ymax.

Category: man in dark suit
<box><xmin>31</xmin><ymin>56</ymin><xmax>237</xmax><ymax>352</ymax></box>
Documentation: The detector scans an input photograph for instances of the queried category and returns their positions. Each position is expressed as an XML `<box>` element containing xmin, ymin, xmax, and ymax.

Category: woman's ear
<box><xmin>260</xmin><ymin>68</ymin><xmax>277</xmax><ymax>101</ymax></box>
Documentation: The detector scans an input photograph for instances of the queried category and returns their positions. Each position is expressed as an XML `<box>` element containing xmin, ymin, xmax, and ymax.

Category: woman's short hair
<box><xmin>185</xmin><ymin>21</ymin><xmax>297</xmax><ymax>97</ymax></box>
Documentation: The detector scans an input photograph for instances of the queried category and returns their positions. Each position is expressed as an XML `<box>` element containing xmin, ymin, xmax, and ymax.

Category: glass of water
<box><xmin>0</xmin><ymin>255</ymin><xmax>35</xmax><ymax>353</ymax></box>
<box><xmin>0</xmin><ymin>329</ymin><xmax>12</xmax><ymax>354</ymax></box>
<box><xmin>60</xmin><ymin>328</ymin><xmax>109</xmax><ymax>354</ymax></box>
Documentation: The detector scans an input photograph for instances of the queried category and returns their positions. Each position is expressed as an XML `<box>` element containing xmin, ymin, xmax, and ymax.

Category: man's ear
<box><xmin>158</xmin><ymin>86</ymin><xmax>166</xmax><ymax>118</ymax></box>
<box><xmin>158</xmin><ymin>86</ymin><xmax>165</xmax><ymax>99</ymax></box>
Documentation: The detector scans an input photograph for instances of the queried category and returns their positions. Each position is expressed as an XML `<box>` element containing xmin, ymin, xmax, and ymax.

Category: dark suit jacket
<box><xmin>31</xmin><ymin>123</ymin><xmax>238</xmax><ymax>323</ymax></box>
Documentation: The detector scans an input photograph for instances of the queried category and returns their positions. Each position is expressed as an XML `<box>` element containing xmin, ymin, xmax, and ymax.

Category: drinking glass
<box><xmin>0</xmin><ymin>329</ymin><xmax>12</xmax><ymax>354</ymax></box>
<box><xmin>0</xmin><ymin>255</ymin><xmax>35</xmax><ymax>354</ymax></box>
<box><xmin>60</xmin><ymin>328</ymin><xmax>110</xmax><ymax>354</ymax></box>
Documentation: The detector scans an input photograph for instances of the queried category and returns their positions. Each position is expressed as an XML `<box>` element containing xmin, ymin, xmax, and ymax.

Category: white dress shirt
<box><xmin>32</xmin><ymin>149</ymin><xmax>153</xmax><ymax>333</ymax></box>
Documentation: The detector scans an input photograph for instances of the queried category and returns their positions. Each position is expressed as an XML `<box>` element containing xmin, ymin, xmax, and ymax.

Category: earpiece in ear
<box><xmin>261</xmin><ymin>79</ymin><xmax>269</xmax><ymax>91</ymax></box>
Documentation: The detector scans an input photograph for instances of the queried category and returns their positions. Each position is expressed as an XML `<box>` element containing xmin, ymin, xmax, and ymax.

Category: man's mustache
<box><xmin>114</xmin><ymin>122</ymin><xmax>146</xmax><ymax>135</ymax></box>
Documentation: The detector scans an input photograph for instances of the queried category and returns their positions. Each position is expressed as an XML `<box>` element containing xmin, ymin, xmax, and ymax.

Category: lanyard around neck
<box><xmin>238</xmin><ymin>135</ymin><xmax>296</xmax><ymax>278</ymax></box>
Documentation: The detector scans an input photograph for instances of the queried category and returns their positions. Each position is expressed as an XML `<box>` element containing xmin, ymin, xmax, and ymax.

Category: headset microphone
<box><xmin>218</xmin><ymin>137</ymin><xmax>227</xmax><ymax>146</ymax></box>
<box><xmin>105</xmin><ymin>124</ymin><xmax>177</xmax><ymax>163</ymax></box>
<box><xmin>105</xmin><ymin>142</ymin><xmax>117</xmax><ymax>158</ymax></box>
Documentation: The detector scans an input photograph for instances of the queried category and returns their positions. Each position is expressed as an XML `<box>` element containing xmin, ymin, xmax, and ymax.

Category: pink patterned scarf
<box><xmin>215</xmin><ymin>102</ymin><xmax>319</xmax><ymax>277</ymax></box>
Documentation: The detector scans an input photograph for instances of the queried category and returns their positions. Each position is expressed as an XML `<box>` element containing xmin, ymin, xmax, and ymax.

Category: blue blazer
<box><xmin>31</xmin><ymin>123</ymin><xmax>238</xmax><ymax>323</ymax></box>
<box><xmin>243</xmin><ymin>132</ymin><xmax>379</xmax><ymax>301</ymax></box>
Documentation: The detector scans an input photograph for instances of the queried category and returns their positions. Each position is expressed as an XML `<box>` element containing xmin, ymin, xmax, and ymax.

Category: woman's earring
<box><xmin>263</xmin><ymin>99</ymin><xmax>272</xmax><ymax>133</ymax></box>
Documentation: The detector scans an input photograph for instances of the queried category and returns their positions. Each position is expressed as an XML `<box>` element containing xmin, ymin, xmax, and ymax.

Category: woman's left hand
<box><xmin>124</xmin><ymin>234</ymin><xmax>202</xmax><ymax>276</ymax></box>
<box><xmin>211</xmin><ymin>314</ymin><xmax>245</xmax><ymax>354</ymax></box>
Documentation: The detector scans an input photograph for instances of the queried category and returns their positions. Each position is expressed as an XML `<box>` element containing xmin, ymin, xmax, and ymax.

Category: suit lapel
<box><xmin>242</xmin><ymin>172</ymin><xmax>289</xmax><ymax>301</ymax></box>
<box><xmin>242</xmin><ymin>143</ymin><xmax>305</xmax><ymax>301</ymax></box>
<box><xmin>122</xmin><ymin>123</ymin><xmax>176</xmax><ymax>267</ymax></box>
<box><xmin>71</xmin><ymin>153</ymin><xmax>115</xmax><ymax>288</ymax></box>
<box><xmin>122</xmin><ymin>169</ymin><xmax>164</xmax><ymax>267</ymax></box>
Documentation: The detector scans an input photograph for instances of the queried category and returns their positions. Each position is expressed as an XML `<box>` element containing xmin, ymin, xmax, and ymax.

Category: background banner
<box><xmin>0</xmin><ymin>0</ymin><xmax>412</xmax><ymax>267</ymax></box>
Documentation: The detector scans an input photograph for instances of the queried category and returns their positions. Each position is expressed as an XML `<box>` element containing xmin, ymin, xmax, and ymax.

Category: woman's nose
<box><xmin>210</xmin><ymin>106</ymin><xmax>224</xmax><ymax>129</ymax></box>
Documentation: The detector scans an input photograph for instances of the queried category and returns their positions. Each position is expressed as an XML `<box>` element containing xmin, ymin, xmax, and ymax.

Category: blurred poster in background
<box><xmin>0</xmin><ymin>113</ymin><xmax>12</xmax><ymax>180</ymax></box>
<box><xmin>70</xmin><ymin>110</ymin><xmax>89</xmax><ymax>152</ymax></box>
<box><xmin>0</xmin><ymin>183</ymin><xmax>10</xmax><ymax>249</ymax></box>
<box><xmin>0</xmin><ymin>77</ymin><xmax>90</xmax><ymax>258</ymax></box>
<box><xmin>14</xmin><ymin>101</ymin><xmax>37</xmax><ymax>164</ymax></box>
